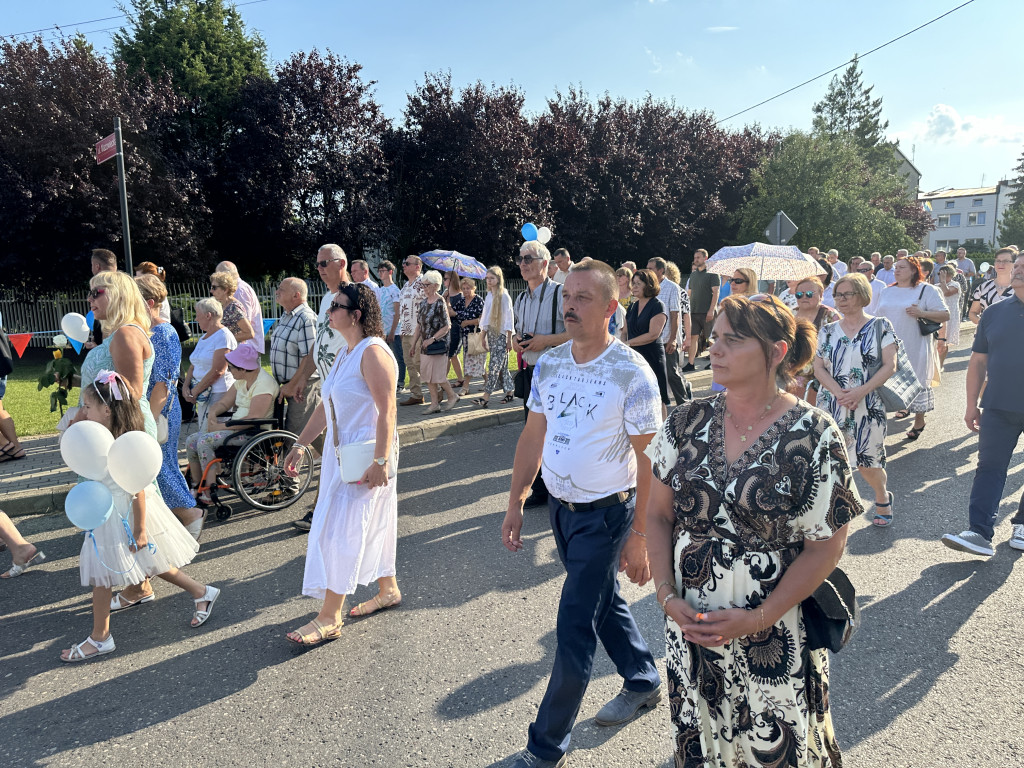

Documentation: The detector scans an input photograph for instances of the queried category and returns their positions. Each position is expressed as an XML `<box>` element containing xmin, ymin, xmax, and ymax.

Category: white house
<box><xmin>918</xmin><ymin>181</ymin><xmax>1018</xmax><ymax>252</ymax></box>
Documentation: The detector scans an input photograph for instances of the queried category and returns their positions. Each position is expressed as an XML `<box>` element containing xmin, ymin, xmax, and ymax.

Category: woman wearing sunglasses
<box><xmin>788</xmin><ymin>277</ymin><xmax>840</xmax><ymax>405</ymax></box>
<box><xmin>727</xmin><ymin>268</ymin><xmax>758</xmax><ymax>299</ymax></box>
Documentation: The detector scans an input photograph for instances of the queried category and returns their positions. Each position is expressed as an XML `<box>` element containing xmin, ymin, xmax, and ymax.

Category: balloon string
<box><xmin>85</xmin><ymin>512</ymin><xmax>157</xmax><ymax>576</ymax></box>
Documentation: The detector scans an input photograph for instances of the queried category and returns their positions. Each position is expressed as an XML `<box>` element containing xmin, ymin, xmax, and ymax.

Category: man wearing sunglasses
<box><xmin>857</xmin><ymin>262</ymin><xmax>888</xmax><ymax>314</ymax></box>
<box><xmin>279</xmin><ymin>243</ymin><xmax>351</xmax><ymax>531</ymax></box>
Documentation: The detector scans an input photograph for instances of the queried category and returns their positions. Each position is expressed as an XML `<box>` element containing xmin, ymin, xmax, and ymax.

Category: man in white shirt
<box><xmin>647</xmin><ymin>257</ymin><xmax>691</xmax><ymax>405</ymax></box>
<box><xmin>955</xmin><ymin>246</ymin><xmax>977</xmax><ymax>278</ymax></box>
<box><xmin>278</xmin><ymin>243</ymin><xmax>349</xmax><ymax>531</ymax></box>
<box><xmin>502</xmin><ymin>260</ymin><xmax>662</xmax><ymax>768</ymax></box>
<box><xmin>551</xmin><ymin>248</ymin><xmax>573</xmax><ymax>284</ymax></box>
<box><xmin>398</xmin><ymin>256</ymin><xmax>428</xmax><ymax>404</ymax></box>
<box><xmin>826</xmin><ymin>249</ymin><xmax>847</xmax><ymax>278</ymax></box>
<box><xmin>216</xmin><ymin>260</ymin><xmax>265</xmax><ymax>354</ymax></box>
<box><xmin>350</xmin><ymin>259</ymin><xmax>380</xmax><ymax>298</ymax></box>
<box><xmin>856</xmin><ymin>262</ymin><xmax>887</xmax><ymax>314</ymax></box>
<box><xmin>876</xmin><ymin>254</ymin><xmax>897</xmax><ymax>284</ymax></box>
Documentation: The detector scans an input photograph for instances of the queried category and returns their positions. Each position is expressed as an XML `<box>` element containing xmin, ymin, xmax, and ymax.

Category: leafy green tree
<box><xmin>113</xmin><ymin>0</ymin><xmax>269</xmax><ymax>135</ymax></box>
<box><xmin>735</xmin><ymin>131</ymin><xmax>923</xmax><ymax>258</ymax></box>
<box><xmin>0</xmin><ymin>36</ymin><xmax>205</xmax><ymax>290</ymax></box>
<box><xmin>812</xmin><ymin>56</ymin><xmax>890</xmax><ymax>166</ymax></box>
<box><xmin>386</xmin><ymin>72</ymin><xmax>542</xmax><ymax>270</ymax></box>
<box><xmin>998</xmin><ymin>148</ymin><xmax>1024</xmax><ymax>247</ymax></box>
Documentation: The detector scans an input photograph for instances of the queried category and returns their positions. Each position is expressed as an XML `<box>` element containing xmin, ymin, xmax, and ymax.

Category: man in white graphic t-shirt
<box><xmin>501</xmin><ymin>260</ymin><xmax>662</xmax><ymax>768</ymax></box>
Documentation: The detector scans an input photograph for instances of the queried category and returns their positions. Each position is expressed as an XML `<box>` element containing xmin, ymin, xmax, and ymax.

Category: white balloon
<box><xmin>61</xmin><ymin>313</ymin><xmax>91</xmax><ymax>343</ymax></box>
<box><xmin>107</xmin><ymin>431</ymin><xmax>163</xmax><ymax>494</ymax></box>
<box><xmin>536</xmin><ymin>226</ymin><xmax>552</xmax><ymax>245</ymax></box>
<box><xmin>60</xmin><ymin>421</ymin><xmax>115</xmax><ymax>480</ymax></box>
<box><xmin>53</xmin><ymin>334</ymin><xmax>68</xmax><ymax>348</ymax></box>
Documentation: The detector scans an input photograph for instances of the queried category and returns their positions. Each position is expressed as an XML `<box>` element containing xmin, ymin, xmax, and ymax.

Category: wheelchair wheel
<box><xmin>215</xmin><ymin>504</ymin><xmax>232</xmax><ymax>521</ymax></box>
<box><xmin>232</xmin><ymin>430</ymin><xmax>314</xmax><ymax>511</ymax></box>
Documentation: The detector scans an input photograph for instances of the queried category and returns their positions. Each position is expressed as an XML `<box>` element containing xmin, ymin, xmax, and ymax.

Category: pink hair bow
<box><xmin>94</xmin><ymin>370</ymin><xmax>127</xmax><ymax>402</ymax></box>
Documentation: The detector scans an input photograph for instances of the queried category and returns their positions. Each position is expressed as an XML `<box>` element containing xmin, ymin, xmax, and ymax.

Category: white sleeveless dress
<box><xmin>302</xmin><ymin>336</ymin><xmax>400</xmax><ymax>600</ymax></box>
<box><xmin>79</xmin><ymin>471</ymin><xmax>199</xmax><ymax>588</ymax></box>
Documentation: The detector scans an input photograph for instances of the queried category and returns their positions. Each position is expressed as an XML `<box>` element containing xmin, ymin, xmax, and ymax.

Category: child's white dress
<box><xmin>79</xmin><ymin>473</ymin><xmax>200</xmax><ymax>588</ymax></box>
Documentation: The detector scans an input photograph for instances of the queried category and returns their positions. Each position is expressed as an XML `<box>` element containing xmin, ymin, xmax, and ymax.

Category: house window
<box><xmin>945</xmin><ymin>200</ymin><xmax>956</xmax><ymax>209</ymax></box>
<box><xmin>968</xmin><ymin>211</ymin><xmax>987</xmax><ymax>226</ymax></box>
<box><xmin>935</xmin><ymin>240</ymin><xmax>960</xmax><ymax>251</ymax></box>
<box><xmin>973</xmin><ymin>198</ymin><xmax>984</xmax><ymax>207</ymax></box>
<box><xmin>965</xmin><ymin>238</ymin><xmax>986</xmax><ymax>248</ymax></box>
<box><xmin>937</xmin><ymin>214</ymin><xmax>961</xmax><ymax>227</ymax></box>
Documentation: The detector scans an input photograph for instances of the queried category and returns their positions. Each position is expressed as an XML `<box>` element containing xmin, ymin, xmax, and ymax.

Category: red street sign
<box><xmin>95</xmin><ymin>133</ymin><xmax>117</xmax><ymax>164</ymax></box>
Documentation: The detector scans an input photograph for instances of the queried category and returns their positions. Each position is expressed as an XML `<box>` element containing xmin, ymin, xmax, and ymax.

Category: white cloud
<box><xmin>644</xmin><ymin>46</ymin><xmax>663</xmax><ymax>74</ymax></box>
<box><xmin>895</xmin><ymin>104</ymin><xmax>1024</xmax><ymax>147</ymax></box>
<box><xmin>706</xmin><ymin>26</ymin><xmax>739</xmax><ymax>33</ymax></box>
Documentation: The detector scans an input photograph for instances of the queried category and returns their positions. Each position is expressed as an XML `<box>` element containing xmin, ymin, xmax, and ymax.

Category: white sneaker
<box><xmin>1009</xmin><ymin>524</ymin><xmax>1024</xmax><ymax>552</ymax></box>
<box><xmin>941</xmin><ymin>530</ymin><xmax>995</xmax><ymax>557</ymax></box>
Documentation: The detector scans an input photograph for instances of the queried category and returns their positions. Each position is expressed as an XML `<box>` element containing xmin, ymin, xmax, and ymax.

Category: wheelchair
<box><xmin>193</xmin><ymin>401</ymin><xmax>315</xmax><ymax>521</ymax></box>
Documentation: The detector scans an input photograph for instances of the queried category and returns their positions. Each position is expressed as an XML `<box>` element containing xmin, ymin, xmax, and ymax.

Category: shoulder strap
<box><xmin>551</xmin><ymin>284</ymin><xmax>561</xmax><ymax>334</ymax></box>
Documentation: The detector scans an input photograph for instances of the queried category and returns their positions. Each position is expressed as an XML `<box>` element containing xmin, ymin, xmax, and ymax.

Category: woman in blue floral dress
<box><xmin>136</xmin><ymin>275</ymin><xmax>204</xmax><ymax>539</ymax></box>
<box><xmin>813</xmin><ymin>273</ymin><xmax>899</xmax><ymax>526</ymax></box>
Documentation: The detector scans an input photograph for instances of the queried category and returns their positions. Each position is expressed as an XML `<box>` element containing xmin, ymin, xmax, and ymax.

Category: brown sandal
<box><xmin>286</xmin><ymin>617</ymin><xmax>343</xmax><ymax>646</ymax></box>
<box><xmin>349</xmin><ymin>590</ymin><xmax>402</xmax><ymax>618</ymax></box>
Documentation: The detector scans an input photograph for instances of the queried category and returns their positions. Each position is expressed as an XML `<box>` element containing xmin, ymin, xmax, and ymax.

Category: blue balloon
<box><xmin>66</xmin><ymin>481</ymin><xmax>114</xmax><ymax>531</ymax></box>
<box><xmin>521</xmin><ymin>223</ymin><xmax>539</xmax><ymax>241</ymax></box>
<box><xmin>85</xmin><ymin>310</ymin><xmax>95</xmax><ymax>329</ymax></box>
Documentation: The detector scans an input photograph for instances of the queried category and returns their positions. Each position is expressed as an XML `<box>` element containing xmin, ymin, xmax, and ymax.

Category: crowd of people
<box><xmin>2</xmin><ymin>237</ymin><xmax>1023</xmax><ymax>768</ymax></box>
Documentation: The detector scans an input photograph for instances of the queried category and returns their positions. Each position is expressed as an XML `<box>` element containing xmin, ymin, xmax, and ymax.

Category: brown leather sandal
<box><xmin>349</xmin><ymin>590</ymin><xmax>402</xmax><ymax>618</ymax></box>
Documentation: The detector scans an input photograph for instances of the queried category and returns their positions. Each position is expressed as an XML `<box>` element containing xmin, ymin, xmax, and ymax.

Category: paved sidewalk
<box><xmin>0</xmin><ymin>382</ymin><xmax>544</xmax><ymax>516</ymax></box>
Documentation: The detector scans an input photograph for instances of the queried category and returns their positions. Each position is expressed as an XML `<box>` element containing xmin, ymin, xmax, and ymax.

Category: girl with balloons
<box><xmin>59</xmin><ymin>372</ymin><xmax>220</xmax><ymax>663</ymax></box>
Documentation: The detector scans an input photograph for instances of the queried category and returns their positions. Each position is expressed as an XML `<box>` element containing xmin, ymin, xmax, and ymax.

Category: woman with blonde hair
<box><xmin>209</xmin><ymin>271</ymin><xmax>254</xmax><ymax>344</ymax></box>
<box><xmin>728</xmin><ymin>267</ymin><xmax>758</xmax><ymax>299</ymax></box>
<box><xmin>474</xmin><ymin>266</ymin><xmax>515</xmax><ymax>407</ymax></box>
<box><xmin>135</xmin><ymin>262</ymin><xmax>171</xmax><ymax>322</ymax></box>
<box><xmin>615</xmin><ymin>267</ymin><xmax>634</xmax><ymax>308</ymax></box>
<box><xmin>79</xmin><ymin>270</ymin><xmax>157</xmax><ymax>438</ymax></box>
<box><xmin>443</xmin><ymin>270</ymin><xmax>465</xmax><ymax>388</ymax></box>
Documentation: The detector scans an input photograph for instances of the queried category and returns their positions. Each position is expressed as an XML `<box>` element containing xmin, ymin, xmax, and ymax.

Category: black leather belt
<box><xmin>556</xmin><ymin>489</ymin><xmax>634</xmax><ymax>512</ymax></box>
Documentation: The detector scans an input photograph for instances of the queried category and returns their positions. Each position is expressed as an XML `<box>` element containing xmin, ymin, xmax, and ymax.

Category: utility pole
<box><xmin>113</xmin><ymin>117</ymin><xmax>133</xmax><ymax>274</ymax></box>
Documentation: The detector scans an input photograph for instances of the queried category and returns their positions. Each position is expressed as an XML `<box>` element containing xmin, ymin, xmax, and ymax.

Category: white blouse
<box><xmin>480</xmin><ymin>290</ymin><xmax>515</xmax><ymax>334</ymax></box>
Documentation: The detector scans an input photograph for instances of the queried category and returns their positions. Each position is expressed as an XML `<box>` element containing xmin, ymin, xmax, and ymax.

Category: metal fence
<box><xmin>1</xmin><ymin>276</ymin><xmax>531</xmax><ymax>348</ymax></box>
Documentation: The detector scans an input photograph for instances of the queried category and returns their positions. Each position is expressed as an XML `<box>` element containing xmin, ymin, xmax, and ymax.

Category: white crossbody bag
<box><xmin>328</xmin><ymin>396</ymin><xmax>397</xmax><ymax>484</ymax></box>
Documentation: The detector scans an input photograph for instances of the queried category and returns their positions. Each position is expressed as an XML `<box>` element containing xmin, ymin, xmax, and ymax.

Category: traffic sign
<box><xmin>764</xmin><ymin>211</ymin><xmax>798</xmax><ymax>245</ymax></box>
<box><xmin>95</xmin><ymin>133</ymin><xmax>117</xmax><ymax>164</ymax></box>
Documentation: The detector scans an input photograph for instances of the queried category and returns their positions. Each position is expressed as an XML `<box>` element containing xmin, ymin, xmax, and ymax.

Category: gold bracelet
<box><xmin>660</xmin><ymin>593</ymin><xmax>676</xmax><ymax>613</ymax></box>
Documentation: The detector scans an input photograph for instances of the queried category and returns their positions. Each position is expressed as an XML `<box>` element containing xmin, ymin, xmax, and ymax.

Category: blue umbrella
<box><xmin>418</xmin><ymin>250</ymin><xmax>488</xmax><ymax>279</ymax></box>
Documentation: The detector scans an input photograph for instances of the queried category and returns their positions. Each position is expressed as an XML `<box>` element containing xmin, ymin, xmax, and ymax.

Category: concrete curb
<box><xmin>3</xmin><ymin>319</ymin><xmax>976</xmax><ymax>519</ymax></box>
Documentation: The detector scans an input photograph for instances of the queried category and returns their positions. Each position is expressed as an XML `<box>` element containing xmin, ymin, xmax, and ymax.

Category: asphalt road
<box><xmin>2</xmin><ymin>342</ymin><xmax>1023</xmax><ymax>768</ymax></box>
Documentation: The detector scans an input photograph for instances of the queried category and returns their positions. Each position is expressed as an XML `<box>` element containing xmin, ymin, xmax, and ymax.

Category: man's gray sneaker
<box><xmin>941</xmin><ymin>530</ymin><xmax>994</xmax><ymax>557</ymax></box>
<box><xmin>1009</xmin><ymin>524</ymin><xmax>1024</xmax><ymax>552</ymax></box>
<box><xmin>508</xmin><ymin>749</ymin><xmax>566</xmax><ymax>768</ymax></box>
<box><xmin>594</xmin><ymin>685</ymin><xmax>662</xmax><ymax>727</ymax></box>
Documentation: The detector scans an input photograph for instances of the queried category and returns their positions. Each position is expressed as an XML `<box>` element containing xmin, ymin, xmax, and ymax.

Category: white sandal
<box><xmin>1</xmin><ymin>550</ymin><xmax>46</xmax><ymax>578</ymax></box>
<box><xmin>191</xmin><ymin>585</ymin><xmax>221</xmax><ymax>627</ymax></box>
<box><xmin>110</xmin><ymin>591</ymin><xmax>155</xmax><ymax>612</ymax></box>
<box><xmin>61</xmin><ymin>634</ymin><xmax>116</xmax><ymax>663</ymax></box>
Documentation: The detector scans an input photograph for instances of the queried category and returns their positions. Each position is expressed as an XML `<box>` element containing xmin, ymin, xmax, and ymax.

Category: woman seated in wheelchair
<box><xmin>186</xmin><ymin>345</ymin><xmax>278</xmax><ymax>504</ymax></box>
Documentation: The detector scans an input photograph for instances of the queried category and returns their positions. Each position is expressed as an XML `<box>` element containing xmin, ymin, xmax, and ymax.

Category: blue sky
<box><xmin>6</xmin><ymin>0</ymin><xmax>1022</xmax><ymax>190</ymax></box>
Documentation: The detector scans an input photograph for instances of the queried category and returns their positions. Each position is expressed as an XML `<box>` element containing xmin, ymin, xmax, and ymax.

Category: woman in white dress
<box><xmin>283</xmin><ymin>283</ymin><xmax>400</xmax><ymax>645</ymax></box>
<box><xmin>935</xmin><ymin>263</ymin><xmax>962</xmax><ymax>369</ymax></box>
<box><xmin>876</xmin><ymin>255</ymin><xmax>950</xmax><ymax>441</ymax></box>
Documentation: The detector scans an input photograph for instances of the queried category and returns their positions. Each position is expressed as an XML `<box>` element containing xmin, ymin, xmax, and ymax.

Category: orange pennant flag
<box><xmin>8</xmin><ymin>333</ymin><xmax>32</xmax><ymax>357</ymax></box>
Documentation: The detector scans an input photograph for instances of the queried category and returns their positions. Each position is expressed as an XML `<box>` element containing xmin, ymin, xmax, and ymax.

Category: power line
<box><xmin>715</xmin><ymin>0</ymin><xmax>977</xmax><ymax>125</ymax></box>
<box><xmin>2</xmin><ymin>0</ymin><xmax>271</xmax><ymax>39</ymax></box>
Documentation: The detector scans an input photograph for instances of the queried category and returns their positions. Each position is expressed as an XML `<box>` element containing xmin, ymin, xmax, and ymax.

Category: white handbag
<box><xmin>156</xmin><ymin>414</ymin><xmax>169</xmax><ymax>445</ymax></box>
<box><xmin>338</xmin><ymin>439</ymin><xmax>397</xmax><ymax>483</ymax></box>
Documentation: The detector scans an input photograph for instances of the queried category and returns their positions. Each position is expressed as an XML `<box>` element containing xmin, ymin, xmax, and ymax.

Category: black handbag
<box><xmin>513</xmin><ymin>368</ymin><xmax>527</xmax><ymax>400</ymax></box>
<box><xmin>170</xmin><ymin>307</ymin><xmax>192</xmax><ymax>344</ymax></box>
<box><xmin>802</xmin><ymin>567</ymin><xmax>860</xmax><ymax>652</ymax></box>
<box><xmin>424</xmin><ymin>339</ymin><xmax>448</xmax><ymax>355</ymax></box>
<box><xmin>915</xmin><ymin>286</ymin><xmax>942</xmax><ymax>336</ymax></box>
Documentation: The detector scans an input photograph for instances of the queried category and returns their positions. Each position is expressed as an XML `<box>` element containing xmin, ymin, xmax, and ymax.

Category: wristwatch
<box><xmin>373</xmin><ymin>456</ymin><xmax>388</xmax><ymax>466</ymax></box>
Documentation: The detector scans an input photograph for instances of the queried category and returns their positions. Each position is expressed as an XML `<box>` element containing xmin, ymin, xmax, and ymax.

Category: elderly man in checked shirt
<box><xmin>270</xmin><ymin>277</ymin><xmax>319</xmax><ymax>439</ymax></box>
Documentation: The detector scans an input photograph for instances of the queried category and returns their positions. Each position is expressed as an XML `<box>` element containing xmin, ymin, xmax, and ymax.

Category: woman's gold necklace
<box><xmin>725</xmin><ymin>391</ymin><xmax>782</xmax><ymax>442</ymax></box>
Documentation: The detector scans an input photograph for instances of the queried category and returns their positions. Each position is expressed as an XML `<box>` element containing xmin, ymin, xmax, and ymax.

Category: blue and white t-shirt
<box><xmin>527</xmin><ymin>339</ymin><xmax>661</xmax><ymax>503</ymax></box>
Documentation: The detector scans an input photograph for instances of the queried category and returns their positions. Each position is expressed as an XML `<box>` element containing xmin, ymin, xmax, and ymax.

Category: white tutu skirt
<box><xmin>302</xmin><ymin>468</ymin><xmax>398</xmax><ymax>601</ymax></box>
<box><xmin>79</xmin><ymin>480</ymin><xmax>199</xmax><ymax>589</ymax></box>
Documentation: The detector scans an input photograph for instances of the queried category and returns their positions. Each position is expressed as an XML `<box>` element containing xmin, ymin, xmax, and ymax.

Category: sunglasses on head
<box><xmin>747</xmin><ymin>293</ymin><xmax>788</xmax><ymax>325</ymax></box>
<box><xmin>88</xmin><ymin>288</ymin><xmax>106</xmax><ymax>300</ymax></box>
<box><xmin>794</xmin><ymin>291</ymin><xmax>817</xmax><ymax>298</ymax></box>
<box><xmin>316</xmin><ymin>258</ymin><xmax>341</xmax><ymax>268</ymax></box>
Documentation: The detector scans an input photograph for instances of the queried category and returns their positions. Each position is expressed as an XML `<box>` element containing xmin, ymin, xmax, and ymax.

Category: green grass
<box><xmin>4</xmin><ymin>344</ymin><xmax>521</xmax><ymax>438</ymax></box>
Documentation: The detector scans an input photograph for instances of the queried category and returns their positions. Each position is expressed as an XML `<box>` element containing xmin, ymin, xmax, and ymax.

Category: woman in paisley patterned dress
<box><xmin>814</xmin><ymin>273</ymin><xmax>898</xmax><ymax>527</ymax></box>
<box><xmin>646</xmin><ymin>293</ymin><xmax>862</xmax><ymax>768</ymax></box>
